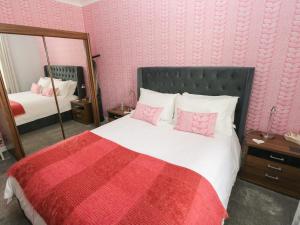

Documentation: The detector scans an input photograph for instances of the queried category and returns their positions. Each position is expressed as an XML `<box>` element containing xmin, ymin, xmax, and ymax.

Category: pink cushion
<box><xmin>30</xmin><ymin>83</ymin><xmax>41</xmax><ymax>94</ymax></box>
<box><xmin>131</xmin><ymin>102</ymin><xmax>163</xmax><ymax>125</ymax></box>
<box><xmin>42</xmin><ymin>87</ymin><xmax>58</xmax><ymax>97</ymax></box>
<box><xmin>175</xmin><ymin>109</ymin><xmax>217</xmax><ymax>137</ymax></box>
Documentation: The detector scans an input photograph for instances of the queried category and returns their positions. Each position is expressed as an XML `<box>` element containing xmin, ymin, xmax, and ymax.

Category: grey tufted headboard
<box><xmin>137</xmin><ymin>67</ymin><xmax>254</xmax><ymax>142</ymax></box>
<box><xmin>44</xmin><ymin>65</ymin><xmax>86</xmax><ymax>99</ymax></box>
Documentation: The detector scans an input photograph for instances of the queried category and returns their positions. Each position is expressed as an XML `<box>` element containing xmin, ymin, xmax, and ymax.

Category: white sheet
<box><xmin>91</xmin><ymin>115</ymin><xmax>241</xmax><ymax>207</ymax></box>
<box><xmin>4</xmin><ymin>115</ymin><xmax>241</xmax><ymax>225</ymax></box>
<box><xmin>8</xmin><ymin>91</ymin><xmax>78</xmax><ymax>125</ymax></box>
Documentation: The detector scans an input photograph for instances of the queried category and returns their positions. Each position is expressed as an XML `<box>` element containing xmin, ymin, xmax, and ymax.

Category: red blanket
<box><xmin>9</xmin><ymin>100</ymin><xmax>25</xmax><ymax>116</ymax></box>
<box><xmin>8</xmin><ymin>131</ymin><xmax>227</xmax><ymax>225</ymax></box>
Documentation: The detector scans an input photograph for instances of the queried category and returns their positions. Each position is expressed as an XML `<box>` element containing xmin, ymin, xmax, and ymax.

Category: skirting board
<box><xmin>0</xmin><ymin>146</ymin><xmax>7</xmax><ymax>160</ymax></box>
<box><xmin>292</xmin><ymin>202</ymin><xmax>300</xmax><ymax>225</ymax></box>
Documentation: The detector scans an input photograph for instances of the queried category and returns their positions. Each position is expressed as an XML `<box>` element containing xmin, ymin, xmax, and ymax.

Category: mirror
<box><xmin>0</xmin><ymin>23</ymin><xmax>101</xmax><ymax>160</ymax></box>
<box><xmin>44</xmin><ymin>37</ymin><xmax>96</xmax><ymax>138</ymax></box>
<box><xmin>0</xmin><ymin>34</ymin><xmax>63</xmax><ymax>155</ymax></box>
<box><xmin>0</xmin><ymin>75</ymin><xmax>24</xmax><ymax>161</ymax></box>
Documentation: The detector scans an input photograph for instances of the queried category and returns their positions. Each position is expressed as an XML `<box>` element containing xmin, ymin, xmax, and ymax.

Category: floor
<box><xmin>225</xmin><ymin>179</ymin><xmax>298</xmax><ymax>225</ymax></box>
<box><xmin>20</xmin><ymin>120</ymin><xmax>95</xmax><ymax>155</ymax></box>
<box><xmin>0</xmin><ymin>121</ymin><xmax>298</xmax><ymax>225</ymax></box>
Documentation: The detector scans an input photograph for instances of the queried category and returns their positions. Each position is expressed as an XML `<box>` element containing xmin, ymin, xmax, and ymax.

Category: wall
<box><xmin>43</xmin><ymin>37</ymin><xmax>88</xmax><ymax>94</ymax></box>
<box><xmin>83</xmin><ymin>0</ymin><xmax>300</xmax><ymax>134</ymax></box>
<box><xmin>0</xmin><ymin>0</ymin><xmax>88</xmax><ymax>93</ymax></box>
<box><xmin>6</xmin><ymin>34</ymin><xmax>45</xmax><ymax>92</ymax></box>
<box><xmin>0</xmin><ymin>0</ymin><xmax>84</xmax><ymax>32</ymax></box>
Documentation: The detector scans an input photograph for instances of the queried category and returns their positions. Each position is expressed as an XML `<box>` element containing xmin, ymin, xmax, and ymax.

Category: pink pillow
<box><xmin>30</xmin><ymin>83</ymin><xmax>41</xmax><ymax>94</ymax></box>
<box><xmin>175</xmin><ymin>109</ymin><xmax>217</xmax><ymax>137</ymax></box>
<box><xmin>131</xmin><ymin>102</ymin><xmax>163</xmax><ymax>125</ymax></box>
<box><xmin>42</xmin><ymin>87</ymin><xmax>58</xmax><ymax>97</ymax></box>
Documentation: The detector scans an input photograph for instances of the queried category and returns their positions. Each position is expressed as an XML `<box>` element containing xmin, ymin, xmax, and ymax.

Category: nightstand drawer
<box><xmin>72</xmin><ymin>110</ymin><xmax>83</xmax><ymax>117</ymax></box>
<box><xmin>240</xmin><ymin>165</ymin><xmax>300</xmax><ymax>198</ymax></box>
<box><xmin>71</xmin><ymin>100</ymin><xmax>93</xmax><ymax>124</ymax></box>
<box><xmin>248</xmin><ymin>146</ymin><xmax>300</xmax><ymax>168</ymax></box>
<box><xmin>245</xmin><ymin>155</ymin><xmax>300</xmax><ymax>183</ymax></box>
<box><xmin>241</xmin><ymin>131</ymin><xmax>300</xmax><ymax>198</ymax></box>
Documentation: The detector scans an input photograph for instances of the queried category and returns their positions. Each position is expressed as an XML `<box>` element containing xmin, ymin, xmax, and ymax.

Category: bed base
<box><xmin>17</xmin><ymin>111</ymin><xmax>73</xmax><ymax>134</ymax></box>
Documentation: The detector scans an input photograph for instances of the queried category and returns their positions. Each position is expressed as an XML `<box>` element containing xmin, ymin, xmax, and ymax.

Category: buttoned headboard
<box><xmin>137</xmin><ymin>67</ymin><xmax>254</xmax><ymax>142</ymax></box>
<box><xmin>44</xmin><ymin>65</ymin><xmax>86</xmax><ymax>99</ymax></box>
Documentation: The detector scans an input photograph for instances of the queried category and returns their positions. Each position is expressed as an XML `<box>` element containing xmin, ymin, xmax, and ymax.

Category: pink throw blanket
<box><xmin>8</xmin><ymin>131</ymin><xmax>227</xmax><ymax>225</ymax></box>
<box><xmin>9</xmin><ymin>100</ymin><xmax>25</xmax><ymax>116</ymax></box>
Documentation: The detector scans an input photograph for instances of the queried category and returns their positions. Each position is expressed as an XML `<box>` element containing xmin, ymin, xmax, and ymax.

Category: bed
<box><xmin>5</xmin><ymin>66</ymin><xmax>254</xmax><ymax>225</ymax></box>
<box><xmin>11</xmin><ymin>65</ymin><xmax>86</xmax><ymax>134</ymax></box>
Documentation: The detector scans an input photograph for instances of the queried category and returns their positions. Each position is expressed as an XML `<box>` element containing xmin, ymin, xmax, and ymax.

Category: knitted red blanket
<box><xmin>9</xmin><ymin>100</ymin><xmax>25</xmax><ymax>116</ymax></box>
<box><xmin>8</xmin><ymin>131</ymin><xmax>227</xmax><ymax>225</ymax></box>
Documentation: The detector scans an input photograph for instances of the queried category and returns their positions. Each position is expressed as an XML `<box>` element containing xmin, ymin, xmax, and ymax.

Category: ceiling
<box><xmin>54</xmin><ymin>0</ymin><xmax>100</xmax><ymax>7</ymax></box>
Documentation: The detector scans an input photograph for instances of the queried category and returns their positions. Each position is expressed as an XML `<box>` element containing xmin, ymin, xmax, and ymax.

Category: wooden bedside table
<box><xmin>108</xmin><ymin>105</ymin><xmax>132</xmax><ymax>122</ymax></box>
<box><xmin>71</xmin><ymin>100</ymin><xmax>93</xmax><ymax>124</ymax></box>
<box><xmin>239</xmin><ymin>131</ymin><xmax>300</xmax><ymax>198</ymax></box>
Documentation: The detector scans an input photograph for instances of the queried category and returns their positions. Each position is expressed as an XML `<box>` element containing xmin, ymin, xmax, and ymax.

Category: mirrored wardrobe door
<box><xmin>0</xmin><ymin>34</ymin><xmax>63</xmax><ymax>156</ymax></box>
<box><xmin>44</xmin><ymin>36</ymin><xmax>96</xmax><ymax>139</ymax></box>
<box><xmin>0</xmin><ymin>71</ymin><xmax>24</xmax><ymax>160</ymax></box>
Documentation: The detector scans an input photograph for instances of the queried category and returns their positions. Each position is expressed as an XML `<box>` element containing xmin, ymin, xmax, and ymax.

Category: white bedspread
<box><xmin>5</xmin><ymin>115</ymin><xmax>241</xmax><ymax>225</ymax></box>
<box><xmin>8</xmin><ymin>91</ymin><xmax>78</xmax><ymax>125</ymax></box>
<box><xmin>92</xmin><ymin>115</ymin><xmax>241</xmax><ymax>207</ymax></box>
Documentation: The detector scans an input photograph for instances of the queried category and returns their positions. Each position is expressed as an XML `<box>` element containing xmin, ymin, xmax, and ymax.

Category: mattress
<box><xmin>5</xmin><ymin>115</ymin><xmax>241</xmax><ymax>224</ymax></box>
<box><xmin>8</xmin><ymin>91</ymin><xmax>78</xmax><ymax>126</ymax></box>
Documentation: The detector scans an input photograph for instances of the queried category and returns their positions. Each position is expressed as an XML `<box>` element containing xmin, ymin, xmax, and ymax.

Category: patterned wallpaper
<box><xmin>83</xmin><ymin>0</ymin><xmax>300</xmax><ymax>134</ymax></box>
<box><xmin>0</xmin><ymin>0</ymin><xmax>85</xmax><ymax>32</ymax></box>
<box><xmin>43</xmin><ymin>37</ymin><xmax>90</xmax><ymax>96</ymax></box>
<box><xmin>0</xmin><ymin>0</ymin><xmax>299</xmax><ymax>134</ymax></box>
<box><xmin>0</xmin><ymin>0</ymin><xmax>87</xmax><ymax>99</ymax></box>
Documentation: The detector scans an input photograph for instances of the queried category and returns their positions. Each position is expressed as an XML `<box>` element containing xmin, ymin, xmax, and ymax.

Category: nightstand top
<box><xmin>108</xmin><ymin>105</ymin><xmax>132</xmax><ymax>116</ymax></box>
<box><xmin>246</xmin><ymin>131</ymin><xmax>300</xmax><ymax>159</ymax></box>
<box><xmin>71</xmin><ymin>99</ymin><xmax>91</xmax><ymax>106</ymax></box>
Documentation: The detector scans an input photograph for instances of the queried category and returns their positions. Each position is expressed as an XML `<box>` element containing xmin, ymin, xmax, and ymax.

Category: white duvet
<box><xmin>5</xmin><ymin>115</ymin><xmax>241</xmax><ymax>225</ymax></box>
<box><xmin>8</xmin><ymin>91</ymin><xmax>78</xmax><ymax>126</ymax></box>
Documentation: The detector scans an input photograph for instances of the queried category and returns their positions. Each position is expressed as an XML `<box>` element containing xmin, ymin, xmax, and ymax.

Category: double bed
<box><xmin>9</xmin><ymin>65</ymin><xmax>86</xmax><ymax>134</ymax></box>
<box><xmin>5</xmin><ymin>66</ymin><xmax>254</xmax><ymax>225</ymax></box>
<box><xmin>9</xmin><ymin>91</ymin><xmax>78</xmax><ymax>126</ymax></box>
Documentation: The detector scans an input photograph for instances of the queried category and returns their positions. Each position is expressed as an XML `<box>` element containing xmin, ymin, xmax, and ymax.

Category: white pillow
<box><xmin>183</xmin><ymin>93</ymin><xmax>238</xmax><ymax>122</ymax></box>
<box><xmin>175</xmin><ymin>95</ymin><xmax>234</xmax><ymax>136</ymax></box>
<box><xmin>37</xmin><ymin>77</ymin><xmax>51</xmax><ymax>89</ymax></box>
<box><xmin>138</xmin><ymin>88</ymin><xmax>179</xmax><ymax>121</ymax></box>
<box><xmin>67</xmin><ymin>80</ymin><xmax>77</xmax><ymax>96</ymax></box>
<box><xmin>53</xmin><ymin>80</ymin><xmax>69</xmax><ymax>97</ymax></box>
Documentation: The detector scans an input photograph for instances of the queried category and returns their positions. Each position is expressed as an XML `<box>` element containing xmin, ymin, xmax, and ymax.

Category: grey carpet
<box><xmin>224</xmin><ymin>179</ymin><xmax>298</xmax><ymax>225</ymax></box>
<box><xmin>20</xmin><ymin>121</ymin><xmax>95</xmax><ymax>155</ymax></box>
<box><xmin>0</xmin><ymin>122</ymin><xmax>298</xmax><ymax>225</ymax></box>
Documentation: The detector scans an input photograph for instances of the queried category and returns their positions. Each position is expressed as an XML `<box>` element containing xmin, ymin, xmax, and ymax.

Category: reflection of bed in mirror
<box><xmin>8</xmin><ymin>65</ymin><xmax>86</xmax><ymax>134</ymax></box>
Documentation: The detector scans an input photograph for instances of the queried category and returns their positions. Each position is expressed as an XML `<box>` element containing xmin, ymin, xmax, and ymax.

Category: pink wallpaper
<box><xmin>83</xmin><ymin>0</ymin><xmax>300</xmax><ymax>134</ymax></box>
<box><xmin>0</xmin><ymin>0</ymin><xmax>85</xmax><ymax>32</ymax></box>
<box><xmin>44</xmin><ymin>37</ymin><xmax>90</xmax><ymax>95</ymax></box>
<box><xmin>0</xmin><ymin>0</ymin><xmax>299</xmax><ymax>134</ymax></box>
<box><xmin>0</xmin><ymin>1</ymin><xmax>88</xmax><ymax>92</ymax></box>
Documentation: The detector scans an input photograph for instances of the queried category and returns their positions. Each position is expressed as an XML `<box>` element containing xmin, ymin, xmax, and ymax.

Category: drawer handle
<box><xmin>267</xmin><ymin>164</ymin><xmax>282</xmax><ymax>171</ymax></box>
<box><xmin>270</xmin><ymin>155</ymin><xmax>285</xmax><ymax>162</ymax></box>
<box><xmin>265</xmin><ymin>173</ymin><xmax>279</xmax><ymax>181</ymax></box>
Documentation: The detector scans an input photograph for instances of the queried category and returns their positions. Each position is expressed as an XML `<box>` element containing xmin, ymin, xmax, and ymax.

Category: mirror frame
<box><xmin>0</xmin><ymin>23</ymin><xmax>100</xmax><ymax>160</ymax></box>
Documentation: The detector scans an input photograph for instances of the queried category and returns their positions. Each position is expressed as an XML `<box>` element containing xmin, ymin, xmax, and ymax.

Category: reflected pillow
<box><xmin>37</xmin><ymin>77</ymin><xmax>50</xmax><ymax>89</ymax></box>
<box><xmin>42</xmin><ymin>87</ymin><xmax>58</xmax><ymax>97</ymax></box>
<box><xmin>30</xmin><ymin>83</ymin><xmax>41</xmax><ymax>94</ymax></box>
<box><xmin>67</xmin><ymin>80</ymin><xmax>77</xmax><ymax>96</ymax></box>
<box><xmin>131</xmin><ymin>102</ymin><xmax>163</xmax><ymax>125</ymax></box>
<box><xmin>175</xmin><ymin>109</ymin><xmax>217</xmax><ymax>137</ymax></box>
<box><xmin>53</xmin><ymin>80</ymin><xmax>70</xmax><ymax>97</ymax></box>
